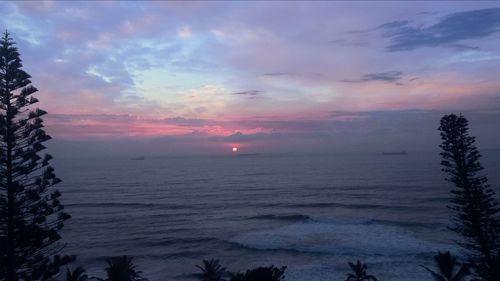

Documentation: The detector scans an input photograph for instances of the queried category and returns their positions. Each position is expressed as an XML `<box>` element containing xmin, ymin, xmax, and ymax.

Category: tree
<box><xmin>439</xmin><ymin>114</ymin><xmax>500</xmax><ymax>280</ymax></box>
<box><xmin>104</xmin><ymin>256</ymin><xmax>147</xmax><ymax>281</ymax></box>
<box><xmin>422</xmin><ymin>251</ymin><xmax>470</xmax><ymax>281</ymax></box>
<box><xmin>345</xmin><ymin>260</ymin><xmax>377</xmax><ymax>281</ymax></box>
<box><xmin>229</xmin><ymin>266</ymin><xmax>286</xmax><ymax>281</ymax></box>
<box><xmin>0</xmin><ymin>32</ymin><xmax>72</xmax><ymax>281</ymax></box>
<box><xmin>195</xmin><ymin>259</ymin><xmax>227</xmax><ymax>281</ymax></box>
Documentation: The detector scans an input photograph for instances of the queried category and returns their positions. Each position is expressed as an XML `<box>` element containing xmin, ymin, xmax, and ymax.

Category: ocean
<box><xmin>53</xmin><ymin>151</ymin><xmax>500</xmax><ymax>281</ymax></box>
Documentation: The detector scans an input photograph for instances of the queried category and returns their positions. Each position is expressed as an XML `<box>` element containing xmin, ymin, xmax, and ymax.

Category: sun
<box><xmin>232</xmin><ymin>147</ymin><xmax>238</xmax><ymax>152</ymax></box>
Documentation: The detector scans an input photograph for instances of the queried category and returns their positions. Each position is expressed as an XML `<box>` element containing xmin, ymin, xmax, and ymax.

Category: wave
<box><xmin>65</xmin><ymin>202</ymin><xmax>190</xmax><ymax>209</ymax></box>
<box><xmin>369</xmin><ymin>218</ymin><xmax>445</xmax><ymax>229</ymax></box>
<box><xmin>142</xmin><ymin>237</ymin><xmax>220</xmax><ymax>247</ymax></box>
<box><xmin>289</xmin><ymin>202</ymin><xmax>426</xmax><ymax>212</ymax></box>
<box><xmin>248</xmin><ymin>214</ymin><xmax>311</xmax><ymax>222</ymax></box>
<box><xmin>230</xmin><ymin>218</ymin><xmax>453</xmax><ymax>257</ymax></box>
<box><xmin>248</xmin><ymin>213</ymin><xmax>444</xmax><ymax>229</ymax></box>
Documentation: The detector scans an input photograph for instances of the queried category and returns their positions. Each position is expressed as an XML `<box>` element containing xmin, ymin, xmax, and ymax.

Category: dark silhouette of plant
<box><xmin>345</xmin><ymin>260</ymin><xmax>377</xmax><ymax>281</ymax></box>
<box><xmin>104</xmin><ymin>256</ymin><xmax>147</xmax><ymax>281</ymax></box>
<box><xmin>439</xmin><ymin>114</ymin><xmax>500</xmax><ymax>281</ymax></box>
<box><xmin>422</xmin><ymin>251</ymin><xmax>470</xmax><ymax>281</ymax></box>
<box><xmin>0</xmin><ymin>32</ymin><xmax>73</xmax><ymax>281</ymax></box>
<box><xmin>66</xmin><ymin>267</ymin><xmax>88</xmax><ymax>281</ymax></box>
<box><xmin>195</xmin><ymin>259</ymin><xmax>227</xmax><ymax>281</ymax></box>
<box><xmin>229</xmin><ymin>265</ymin><xmax>286</xmax><ymax>281</ymax></box>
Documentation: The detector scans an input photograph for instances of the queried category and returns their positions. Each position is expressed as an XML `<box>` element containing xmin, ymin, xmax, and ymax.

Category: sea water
<box><xmin>53</xmin><ymin>151</ymin><xmax>500</xmax><ymax>281</ymax></box>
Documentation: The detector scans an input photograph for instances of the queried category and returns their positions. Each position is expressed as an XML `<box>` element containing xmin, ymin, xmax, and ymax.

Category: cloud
<box><xmin>44</xmin><ymin>109</ymin><xmax>500</xmax><ymax>156</ymax></box>
<box><xmin>164</xmin><ymin>117</ymin><xmax>213</xmax><ymax>127</ymax></box>
<box><xmin>2</xmin><ymin>1</ymin><xmax>500</xmax><ymax>151</ymax></box>
<box><xmin>220</xmin><ymin>131</ymin><xmax>279</xmax><ymax>142</ymax></box>
<box><xmin>231</xmin><ymin>90</ymin><xmax>263</xmax><ymax>96</ymax></box>
<box><xmin>262</xmin><ymin>72</ymin><xmax>293</xmax><ymax>77</ymax></box>
<box><xmin>341</xmin><ymin>71</ymin><xmax>404</xmax><ymax>84</ymax></box>
<box><xmin>261</xmin><ymin>72</ymin><xmax>324</xmax><ymax>79</ymax></box>
<box><xmin>417</xmin><ymin>11</ymin><xmax>441</xmax><ymax>16</ymax></box>
<box><xmin>376</xmin><ymin>20</ymin><xmax>409</xmax><ymax>30</ymax></box>
<box><xmin>45</xmin><ymin>114</ymin><xmax>194</xmax><ymax>139</ymax></box>
<box><xmin>379</xmin><ymin>7</ymin><xmax>500</xmax><ymax>51</ymax></box>
<box><xmin>361</xmin><ymin>71</ymin><xmax>403</xmax><ymax>83</ymax></box>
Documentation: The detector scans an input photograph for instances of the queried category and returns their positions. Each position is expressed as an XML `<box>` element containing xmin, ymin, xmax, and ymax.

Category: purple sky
<box><xmin>1</xmin><ymin>1</ymin><xmax>500</xmax><ymax>155</ymax></box>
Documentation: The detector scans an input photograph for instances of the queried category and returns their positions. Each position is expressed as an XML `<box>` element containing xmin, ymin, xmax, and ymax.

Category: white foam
<box><xmin>231</xmin><ymin>219</ymin><xmax>447</xmax><ymax>257</ymax></box>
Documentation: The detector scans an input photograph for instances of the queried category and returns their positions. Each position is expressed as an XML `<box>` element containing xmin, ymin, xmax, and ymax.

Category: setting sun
<box><xmin>232</xmin><ymin>147</ymin><xmax>238</xmax><ymax>152</ymax></box>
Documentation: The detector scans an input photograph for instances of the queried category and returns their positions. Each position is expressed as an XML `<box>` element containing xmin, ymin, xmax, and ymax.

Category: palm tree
<box><xmin>345</xmin><ymin>260</ymin><xmax>377</xmax><ymax>281</ymax></box>
<box><xmin>66</xmin><ymin>267</ymin><xmax>88</xmax><ymax>281</ymax></box>
<box><xmin>104</xmin><ymin>256</ymin><xmax>147</xmax><ymax>281</ymax></box>
<box><xmin>195</xmin><ymin>259</ymin><xmax>227</xmax><ymax>281</ymax></box>
<box><xmin>229</xmin><ymin>265</ymin><xmax>286</xmax><ymax>281</ymax></box>
<box><xmin>422</xmin><ymin>252</ymin><xmax>470</xmax><ymax>281</ymax></box>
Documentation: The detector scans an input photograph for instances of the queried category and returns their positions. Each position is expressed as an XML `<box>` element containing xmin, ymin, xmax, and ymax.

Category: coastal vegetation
<box><xmin>0</xmin><ymin>32</ymin><xmax>72</xmax><ymax>281</ymax></box>
<box><xmin>439</xmin><ymin>114</ymin><xmax>500</xmax><ymax>281</ymax></box>
<box><xmin>344</xmin><ymin>260</ymin><xmax>377</xmax><ymax>281</ymax></box>
<box><xmin>421</xmin><ymin>251</ymin><xmax>469</xmax><ymax>281</ymax></box>
<box><xmin>194</xmin><ymin>259</ymin><xmax>226</xmax><ymax>281</ymax></box>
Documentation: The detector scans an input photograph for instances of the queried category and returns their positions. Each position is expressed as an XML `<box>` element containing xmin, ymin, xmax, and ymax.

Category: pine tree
<box><xmin>439</xmin><ymin>114</ymin><xmax>500</xmax><ymax>281</ymax></box>
<box><xmin>0</xmin><ymin>32</ymin><xmax>73</xmax><ymax>281</ymax></box>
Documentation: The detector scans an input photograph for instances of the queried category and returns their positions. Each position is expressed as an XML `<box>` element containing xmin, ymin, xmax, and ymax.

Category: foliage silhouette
<box><xmin>439</xmin><ymin>114</ymin><xmax>500</xmax><ymax>280</ymax></box>
<box><xmin>66</xmin><ymin>267</ymin><xmax>88</xmax><ymax>281</ymax></box>
<box><xmin>0</xmin><ymin>32</ymin><xmax>73</xmax><ymax>281</ymax></box>
<box><xmin>195</xmin><ymin>259</ymin><xmax>227</xmax><ymax>281</ymax></box>
<box><xmin>345</xmin><ymin>260</ymin><xmax>377</xmax><ymax>281</ymax></box>
<box><xmin>422</xmin><ymin>251</ymin><xmax>470</xmax><ymax>281</ymax></box>
<box><xmin>229</xmin><ymin>265</ymin><xmax>286</xmax><ymax>281</ymax></box>
<box><xmin>104</xmin><ymin>256</ymin><xmax>147</xmax><ymax>281</ymax></box>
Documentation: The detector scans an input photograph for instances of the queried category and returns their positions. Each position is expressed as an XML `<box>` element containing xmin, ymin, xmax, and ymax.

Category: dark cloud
<box><xmin>376</xmin><ymin>20</ymin><xmax>409</xmax><ymax>30</ymax></box>
<box><xmin>48</xmin><ymin>114</ymin><xmax>135</xmax><ymax>123</ymax></box>
<box><xmin>262</xmin><ymin>72</ymin><xmax>293</xmax><ymax>77</ymax></box>
<box><xmin>221</xmin><ymin>131</ymin><xmax>277</xmax><ymax>142</ymax></box>
<box><xmin>45</xmin><ymin>109</ymin><xmax>500</xmax><ymax>156</ymax></box>
<box><xmin>329</xmin><ymin>111</ymin><xmax>367</xmax><ymax>119</ymax></box>
<box><xmin>261</xmin><ymin>72</ymin><xmax>324</xmax><ymax>79</ymax></box>
<box><xmin>362</xmin><ymin>71</ymin><xmax>403</xmax><ymax>83</ymax></box>
<box><xmin>417</xmin><ymin>11</ymin><xmax>441</xmax><ymax>16</ymax></box>
<box><xmin>379</xmin><ymin>7</ymin><xmax>500</xmax><ymax>51</ymax></box>
<box><xmin>341</xmin><ymin>71</ymin><xmax>404</xmax><ymax>84</ymax></box>
<box><xmin>231</xmin><ymin>90</ymin><xmax>263</xmax><ymax>96</ymax></box>
<box><xmin>447</xmin><ymin>44</ymin><xmax>480</xmax><ymax>51</ymax></box>
<box><xmin>164</xmin><ymin>117</ymin><xmax>213</xmax><ymax>127</ymax></box>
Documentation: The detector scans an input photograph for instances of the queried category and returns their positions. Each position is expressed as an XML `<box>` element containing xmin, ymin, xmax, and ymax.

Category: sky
<box><xmin>1</xmin><ymin>1</ymin><xmax>500</xmax><ymax>155</ymax></box>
